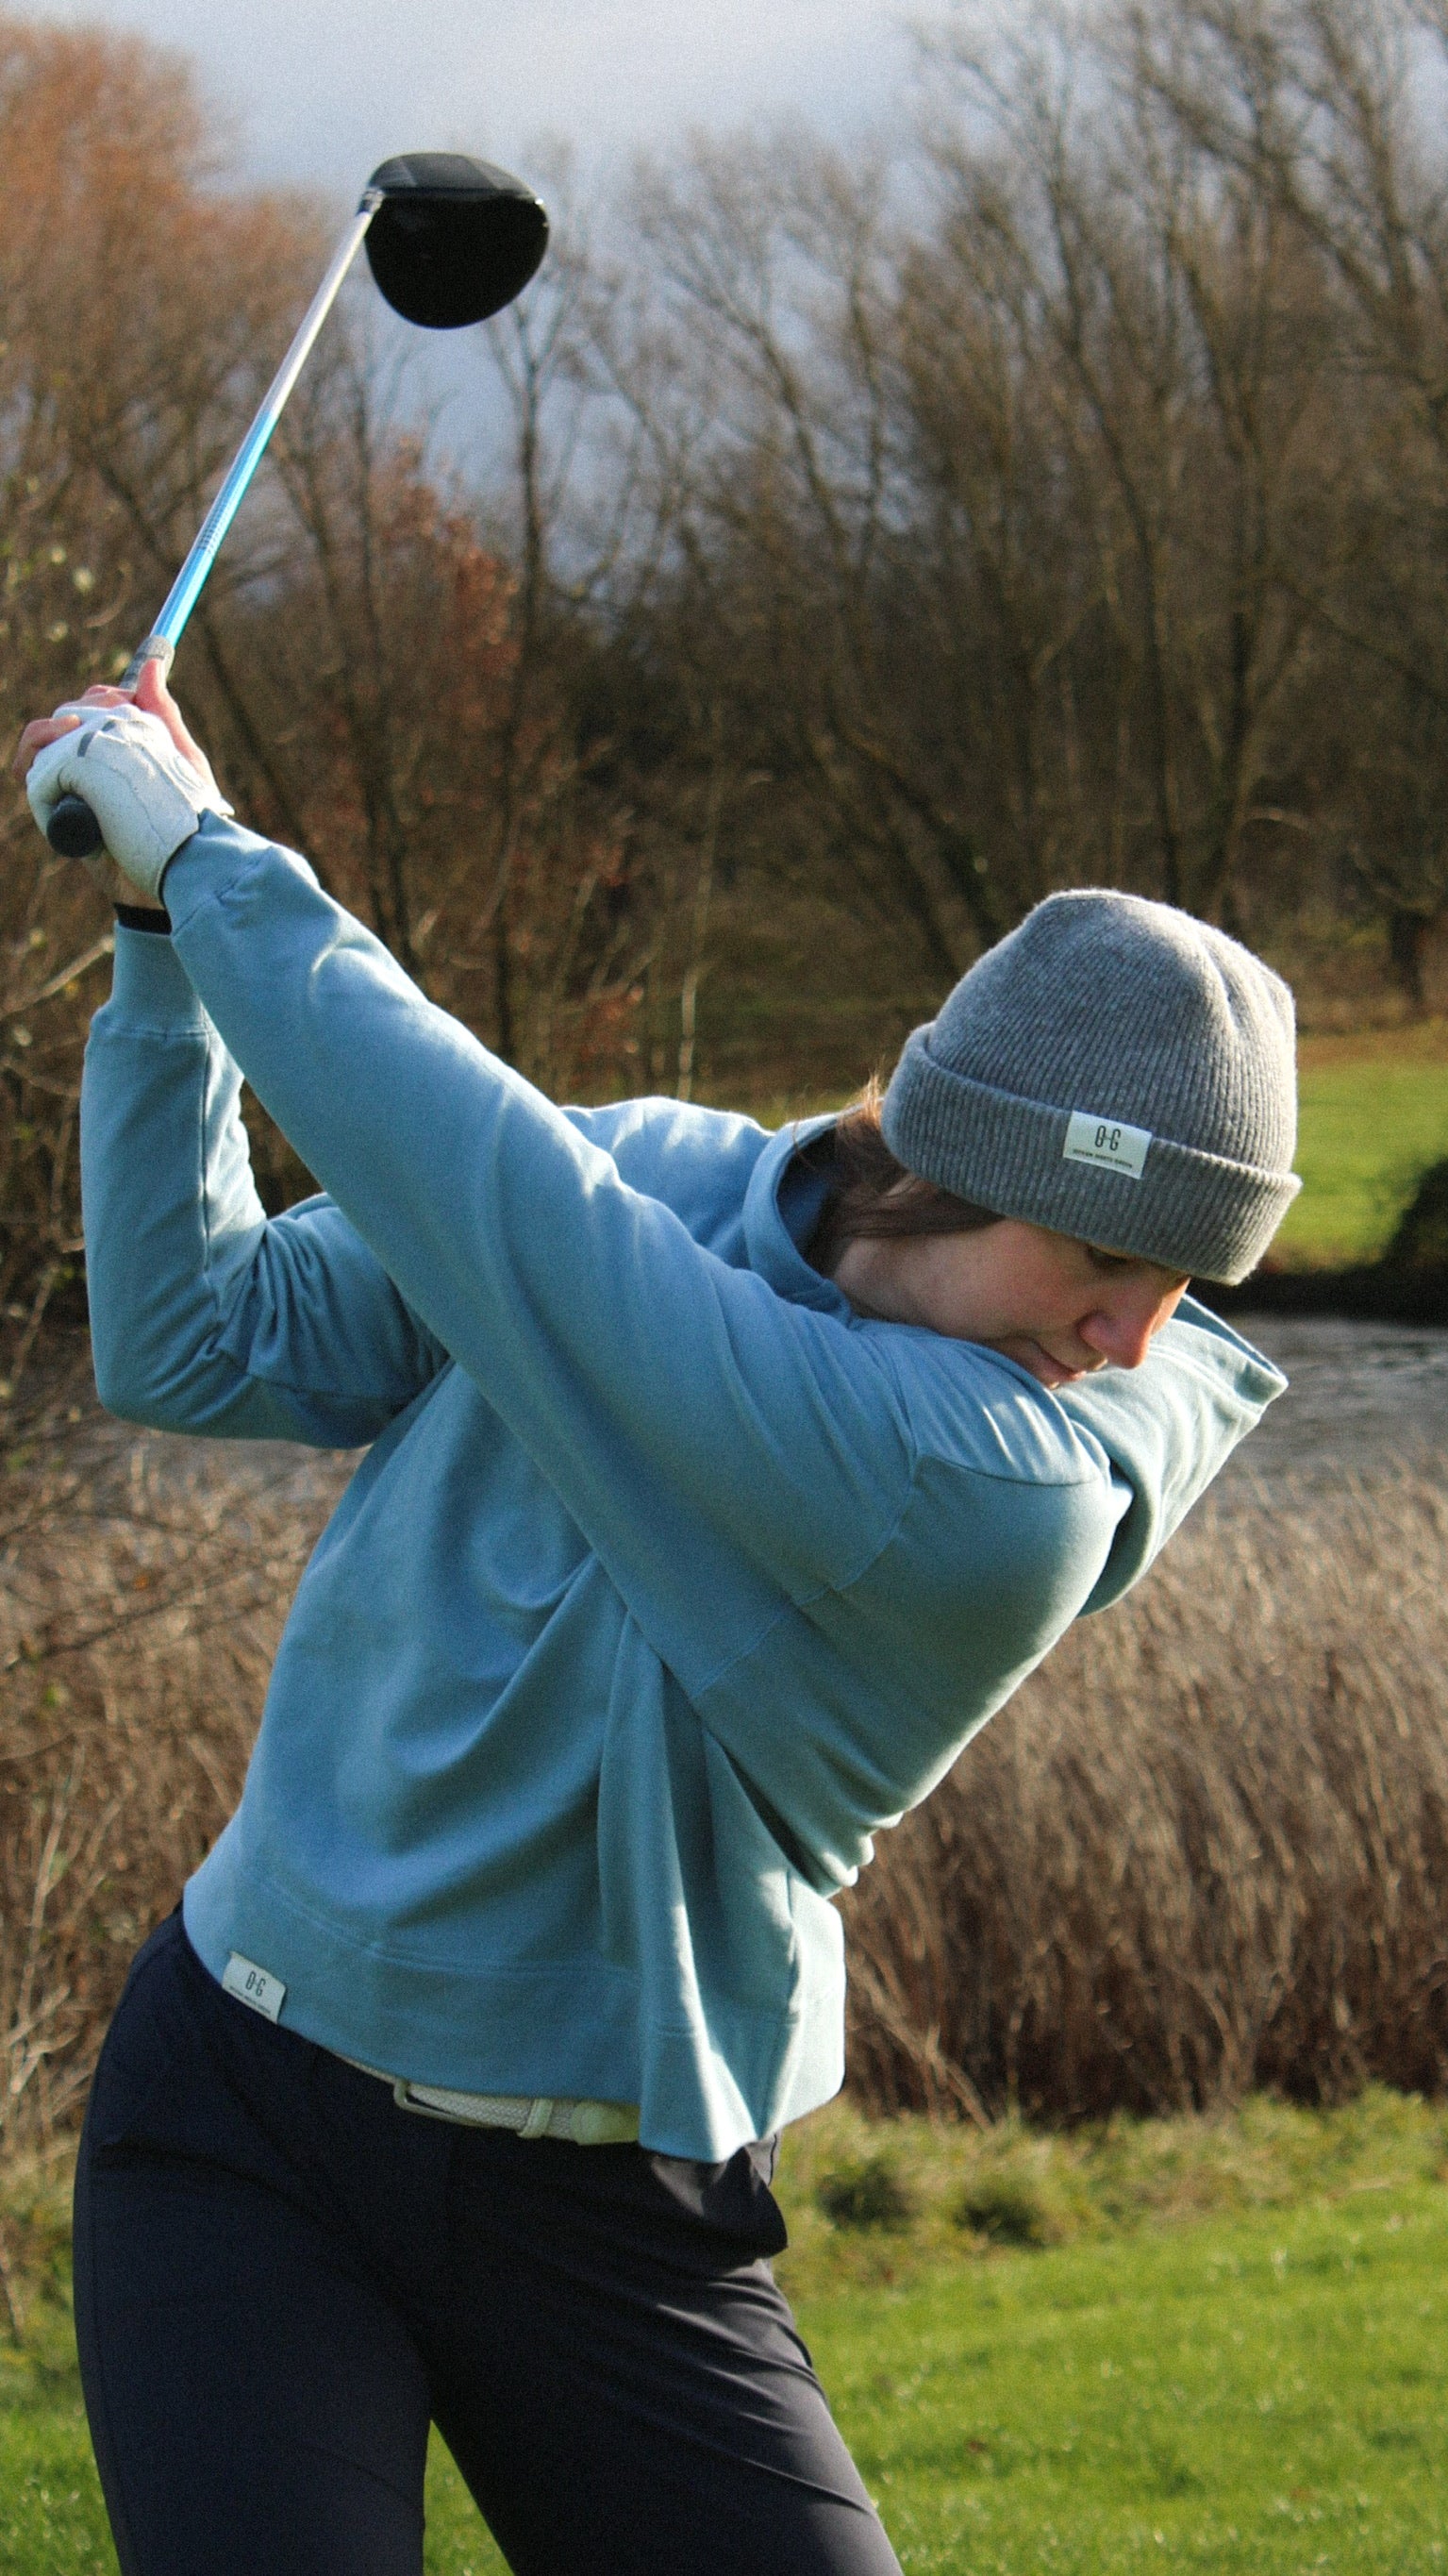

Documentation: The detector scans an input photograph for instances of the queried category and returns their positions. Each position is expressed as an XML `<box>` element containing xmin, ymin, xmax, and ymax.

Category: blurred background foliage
<box><xmin>9</xmin><ymin>0</ymin><xmax>1448</xmax><ymax>1386</ymax></box>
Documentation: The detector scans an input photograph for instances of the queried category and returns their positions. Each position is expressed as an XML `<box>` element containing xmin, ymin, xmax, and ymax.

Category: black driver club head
<box><xmin>365</xmin><ymin>153</ymin><xmax>548</xmax><ymax>328</ymax></box>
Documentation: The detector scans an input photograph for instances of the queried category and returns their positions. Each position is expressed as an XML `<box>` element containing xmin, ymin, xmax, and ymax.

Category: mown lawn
<box><xmin>799</xmin><ymin>2195</ymin><xmax>1448</xmax><ymax>2571</ymax></box>
<box><xmin>1276</xmin><ymin>1021</ymin><xmax>1448</xmax><ymax>1267</ymax></box>
<box><xmin>3</xmin><ymin>2091</ymin><xmax>1445</xmax><ymax>2573</ymax></box>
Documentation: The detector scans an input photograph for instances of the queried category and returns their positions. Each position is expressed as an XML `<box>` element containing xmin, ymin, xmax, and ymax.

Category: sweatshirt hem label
<box><xmin>222</xmin><ymin>1952</ymin><xmax>287</xmax><ymax>2023</ymax></box>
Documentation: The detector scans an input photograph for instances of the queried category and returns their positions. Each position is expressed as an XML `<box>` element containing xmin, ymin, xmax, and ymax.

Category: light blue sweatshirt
<box><xmin>80</xmin><ymin>817</ymin><xmax>1286</xmax><ymax>2159</ymax></box>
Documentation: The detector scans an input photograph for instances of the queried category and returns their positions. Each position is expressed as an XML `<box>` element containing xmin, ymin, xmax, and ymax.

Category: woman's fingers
<box><xmin>11</xmin><ymin>711</ymin><xmax>82</xmax><ymax>785</ymax></box>
<box><xmin>132</xmin><ymin>661</ymin><xmax>197</xmax><ymax>761</ymax></box>
<box><xmin>131</xmin><ymin>661</ymin><xmax>224</xmax><ymax>799</ymax></box>
<box><xmin>11</xmin><ymin>670</ymin><xmax>223</xmax><ymax>806</ymax></box>
<box><xmin>13</xmin><ymin>687</ymin><xmax>132</xmax><ymax>783</ymax></box>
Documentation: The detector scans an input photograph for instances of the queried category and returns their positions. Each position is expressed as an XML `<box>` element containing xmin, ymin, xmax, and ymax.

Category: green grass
<box><xmin>1275</xmin><ymin>1022</ymin><xmax>1448</xmax><ymax>1267</ymax></box>
<box><xmin>773</xmin><ymin>2094</ymin><xmax>1448</xmax><ymax>2570</ymax></box>
<box><xmin>799</xmin><ymin>2198</ymin><xmax>1448</xmax><ymax>2571</ymax></box>
<box><xmin>3</xmin><ymin>2092</ymin><xmax>1446</xmax><ymax>2572</ymax></box>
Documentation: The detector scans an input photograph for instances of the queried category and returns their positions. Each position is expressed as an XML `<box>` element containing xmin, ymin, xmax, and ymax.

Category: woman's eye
<box><xmin>1085</xmin><ymin>1246</ymin><xmax>1190</xmax><ymax>1294</ymax></box>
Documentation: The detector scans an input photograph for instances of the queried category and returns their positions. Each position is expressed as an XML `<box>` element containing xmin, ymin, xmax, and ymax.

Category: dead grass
<box><xmin>844</xmin><ymin>1474</ymin><xmax>1448</xmax><ymax>2123</ymax></box>
<box><xmin>2</xmin><ymin>1364</ymin><xmax>1446</xmax><ymax>2156</ymax></box>
<box><xmin>1296</xmin><ymin>1015</ymin><xmax>1448</xmax><ymax>1071</ymax></box>
<box><xmin>0</xmin><ymin>1354</ymin><xmax>346</xmax><ymax>2156</ymax></box>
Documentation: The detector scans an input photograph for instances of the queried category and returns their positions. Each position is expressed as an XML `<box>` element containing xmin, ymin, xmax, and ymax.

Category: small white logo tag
<box><xmin>1063</xmin><ymin>1111</ymin><xmax>1152</xmax><ymax>1179</ymax></box>
<box><xmin>222</xmin><ymin>1952</ymin><xmax>287</xmax><ymax>2023</ymax></box>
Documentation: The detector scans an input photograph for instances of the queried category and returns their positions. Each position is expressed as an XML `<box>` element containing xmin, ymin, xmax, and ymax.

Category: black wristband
<box><xmin>115</xmin><ymin>904</ymin><xmax>172</xmax><ymax>935</ymax></box>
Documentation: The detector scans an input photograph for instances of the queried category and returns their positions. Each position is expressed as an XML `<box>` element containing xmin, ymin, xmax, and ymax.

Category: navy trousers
<box><xmin>73</xmin><ymin>1915</ymin><xmax>902</xmax><ymax>2576</ymax></box>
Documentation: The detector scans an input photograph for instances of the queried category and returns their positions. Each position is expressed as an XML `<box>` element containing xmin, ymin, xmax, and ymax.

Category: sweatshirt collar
<box><xmin>742</xmin><ymin>1114</ymin><xmax>855</xmax><ymax>1318</ymax></box>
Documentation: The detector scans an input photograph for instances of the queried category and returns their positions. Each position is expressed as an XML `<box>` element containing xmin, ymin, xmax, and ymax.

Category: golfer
<box><xmin>17</xmin><ymin>674</ymin><xmax>1297</xmax><ymax>2576</ymax></box>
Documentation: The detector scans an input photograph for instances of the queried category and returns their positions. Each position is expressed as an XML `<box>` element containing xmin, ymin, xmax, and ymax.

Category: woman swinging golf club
<box><xmin>16</xmin><ymin>668</ymin><xmax>1297</xmax><ymax>2576</ymax></box>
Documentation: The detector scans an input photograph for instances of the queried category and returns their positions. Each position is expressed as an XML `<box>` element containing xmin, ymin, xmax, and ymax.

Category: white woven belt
<box><xmin>341</xmin><ymin>2057</ymin><xmax>640</xmax><ymax>2146</ymax></box>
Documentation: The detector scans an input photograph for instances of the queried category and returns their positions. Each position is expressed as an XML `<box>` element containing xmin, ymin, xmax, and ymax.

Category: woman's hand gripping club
<box><xmin>12</xmin><ymin>661</ymin><xmax>231</xmax><ymax>909</ymax></box>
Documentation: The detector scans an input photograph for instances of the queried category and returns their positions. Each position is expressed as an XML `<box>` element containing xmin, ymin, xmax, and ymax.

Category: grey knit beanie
<box><xmin>880</xmin><ymin>890</ymin><xmax>1299</xmax><ymax>1284</ymax></box>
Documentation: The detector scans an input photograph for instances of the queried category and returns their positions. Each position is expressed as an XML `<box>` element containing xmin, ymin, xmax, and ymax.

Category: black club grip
<box><xmin>45</xmin><ymin>793</ymin><xmax>106</xmax><ymax>859</ymax></box>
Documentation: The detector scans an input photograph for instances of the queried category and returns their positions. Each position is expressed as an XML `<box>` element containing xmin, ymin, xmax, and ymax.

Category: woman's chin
<box><xmin>998</xmin><ymin>1339</ymin><xmax>1090</xmax><ymax>1390</ymax></box>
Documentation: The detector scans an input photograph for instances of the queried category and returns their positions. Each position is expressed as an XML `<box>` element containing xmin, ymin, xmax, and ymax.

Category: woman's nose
<box><xmin>1080</xmin><ymin>1282</ymin><xmax>1182</xmax><ymax>1371</ymax></box>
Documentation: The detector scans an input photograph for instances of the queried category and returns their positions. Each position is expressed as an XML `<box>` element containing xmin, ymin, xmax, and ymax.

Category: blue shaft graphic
<box><xmin>43</xmin><ymin>186</ymin><xmax>385</xmax><ymax>857</ymax></box>
<box><xmin>146</xmin><ymin>187</ymin><xmax>384</xmax><ymax>656</ymax></box>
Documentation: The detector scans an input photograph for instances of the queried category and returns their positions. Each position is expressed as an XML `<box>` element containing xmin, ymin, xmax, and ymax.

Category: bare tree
<box><xmin>1122</xmin><ymin>0</ymin><xmax>1448</xmax><ymax>987</ymax></box>
<box><xmin>918</xmin><ymin>6</ymin><xmax>1339</xmax><ymax>925</ymax></box>
<box><xmin>0</xmin><ymin>18</ymin><xmax>326</xmax><ymax>1391</ymax></box>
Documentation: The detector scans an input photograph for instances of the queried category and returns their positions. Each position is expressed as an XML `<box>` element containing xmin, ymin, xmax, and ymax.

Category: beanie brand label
<box><xmin>1063</xmin><ymin>1112</ymin><xmax>1152</xmax><ymax>1179</ymax></box>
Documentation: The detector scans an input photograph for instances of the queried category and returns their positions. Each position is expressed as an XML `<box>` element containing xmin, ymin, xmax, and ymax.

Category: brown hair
<box><xmin>801</xmin><ymin>1079</ymin><xmax>1001</xmax><ymax>1280</ymax></box>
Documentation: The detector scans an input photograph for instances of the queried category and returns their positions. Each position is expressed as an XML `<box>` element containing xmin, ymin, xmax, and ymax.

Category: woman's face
<box><xmin>832</xmin><ymin>1218</ymin><xmax>1190</xmax><ymax>1389</ymax></box>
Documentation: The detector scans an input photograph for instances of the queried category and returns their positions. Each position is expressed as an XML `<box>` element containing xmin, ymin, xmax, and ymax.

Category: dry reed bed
<box><xmin>0</xmin><ymin>1378</ymin><xmax>348</xmax><ymax>2155</ymax></box>
<box><xmin>845</xmin><ymin>1476</ymin><xmax>1448</xmax><ymax>2122</ymax></box>
<box><xmin>2</xmin><ymin>1384</ymin><xmax>1446</xmax><ymax>2154</ymax></box>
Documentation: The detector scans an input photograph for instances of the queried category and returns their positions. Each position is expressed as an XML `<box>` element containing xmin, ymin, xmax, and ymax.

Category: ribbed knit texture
<box><xmin>882</xmin><ymin>891</ymin><xmax>1300</xmax><ymax>1283</ymax></box>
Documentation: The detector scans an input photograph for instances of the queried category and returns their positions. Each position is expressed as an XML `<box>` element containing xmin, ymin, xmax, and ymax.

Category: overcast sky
<box><xmin>21</xmin><ymin>3</ymin><xmax>938</xmax><ymax>485</ymax></box>
<box><xmin>25</xmin><ymin>0</ymin><xmax>924</xmax><ymax>194</ymax></box>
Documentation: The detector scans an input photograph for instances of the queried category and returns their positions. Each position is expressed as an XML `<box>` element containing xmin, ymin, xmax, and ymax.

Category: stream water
<box><xmin>1219</xmin><ymin>1313</ymin><xmax>1448</xmax><ymax>1496</ymax></box>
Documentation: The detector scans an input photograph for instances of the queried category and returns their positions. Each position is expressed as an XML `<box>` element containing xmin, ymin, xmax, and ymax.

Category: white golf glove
<box><xmin>26</xmin><ymin>703</ymin><xmax>233</xmax><ymax>903</ymax></box>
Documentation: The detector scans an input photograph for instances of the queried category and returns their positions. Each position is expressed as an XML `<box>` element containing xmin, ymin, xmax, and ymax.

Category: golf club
<box><xmin>45</xmin><ymin>152</ymin><xmax>548</xmax><ymax>861</ymax></box>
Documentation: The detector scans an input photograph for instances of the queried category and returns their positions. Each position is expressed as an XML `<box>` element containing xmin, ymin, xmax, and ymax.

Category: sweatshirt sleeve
<box><xmin>81</xmin><ymin>923</ymin><xmax>448</xmax><ymax>1445</ymax></box>
<box><xmin>157</xmin><ymin>822</ymin><xmax>947</xmax><ymax>1657</ymax></box>
<box><xmin>1055</xmin><ymin>1296</ymin><xmax>1285</xmax><ymax>1608</ymax></box>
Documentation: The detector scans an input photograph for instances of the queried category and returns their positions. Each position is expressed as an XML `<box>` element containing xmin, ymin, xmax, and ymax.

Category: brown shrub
<box><xmin>844</xmin><ymin>1476</ymin><xmax>1448</xmax><ymax>2123</ymax></box>
<box><xmin>0</xmin><ymin>1363</ymin><xmax>345</xmax><ymax>2152</ymax></box>
<box><xmin>2</xmin><ymin>1378</ymin><xmax>1446</xmax><ymax>2152</ymax></box>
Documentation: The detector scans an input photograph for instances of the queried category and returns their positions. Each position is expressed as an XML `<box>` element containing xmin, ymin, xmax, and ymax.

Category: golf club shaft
<box><xmin>46</xmin><ymin>186</ymin><xmax>384</xmax><ymax>858</ymax></box>
<box><xmin>145</xmin><ymin>188</ymin><xmax>384</xmax><ymax>662</ymax></box>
